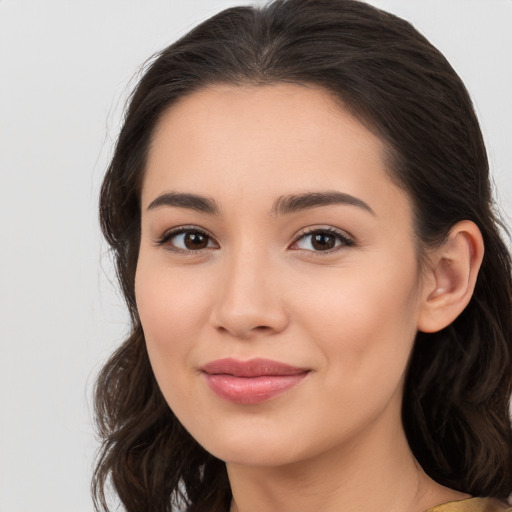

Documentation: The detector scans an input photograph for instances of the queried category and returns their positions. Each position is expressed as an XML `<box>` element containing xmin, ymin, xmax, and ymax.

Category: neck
<box><xmin>227</xmin><ymin>400</ymin><xmax>467</xmax><ymax>512</ymax></box>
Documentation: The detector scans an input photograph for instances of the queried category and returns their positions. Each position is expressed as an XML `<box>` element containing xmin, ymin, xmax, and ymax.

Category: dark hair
<box><xmin>93</xmin><ymin>0</ymin><xmax>512</xmax><ymax>510</ymax></box>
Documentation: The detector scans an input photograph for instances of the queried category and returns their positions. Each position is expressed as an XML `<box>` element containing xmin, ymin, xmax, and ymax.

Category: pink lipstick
<box><xmin>201</xmin><ymin>358</ymin><xmax>309</xmax><ymax>404</ymax></box>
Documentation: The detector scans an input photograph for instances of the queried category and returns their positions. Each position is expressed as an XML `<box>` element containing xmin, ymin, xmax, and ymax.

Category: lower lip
<box><xmin>204</xmin><ymin>373</ymin><xmax>309</xmax><ymax>404</ymax></box>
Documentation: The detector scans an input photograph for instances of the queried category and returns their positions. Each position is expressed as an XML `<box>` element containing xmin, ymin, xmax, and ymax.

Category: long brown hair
<box><xmin>93</xmin><ymin>1</ymin><xmax>512</xmax><ymax>510</ymax></box>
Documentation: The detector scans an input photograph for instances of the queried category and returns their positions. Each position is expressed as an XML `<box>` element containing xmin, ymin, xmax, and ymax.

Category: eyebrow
<box><xmin>147</xmin><ymin>192</ymin><xmax>219</xmax><ymax>214</ymax></box>
<box><xmin>147</xmin><ymin>190</ymin><xmax>374</xmax><ymax>216</ymax></box>
<box><xmin>270</xmin><ymin>190</ymin><xmax>375</xmax><ymax>216</ymax></box>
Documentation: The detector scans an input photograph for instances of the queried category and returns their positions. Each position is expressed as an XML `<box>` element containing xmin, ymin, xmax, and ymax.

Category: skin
<box><xmin>135</xmin><ymin>84</ymin><xmax>477</xmax><ymax>512</ymax></box>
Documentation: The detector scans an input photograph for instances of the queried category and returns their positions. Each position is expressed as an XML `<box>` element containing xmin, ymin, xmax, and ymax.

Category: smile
<box><xmin>200</xmin><ymin>358</ymin><xmax>310</xmax><ymax>404</ymax></box>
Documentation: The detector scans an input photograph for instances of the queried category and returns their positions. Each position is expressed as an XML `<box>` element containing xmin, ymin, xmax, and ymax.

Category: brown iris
<box><xmin>184</xmin><ymin>232</ymin><xmax>209</xmax><ymax>250</ymax></box>
<box><xmin>311</xmin><ymin>232</ymin><xmax>337</xmax><ymax>251</ymax></box>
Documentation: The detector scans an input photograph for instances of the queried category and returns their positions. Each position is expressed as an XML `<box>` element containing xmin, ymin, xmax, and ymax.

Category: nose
<box><xmin>209</xmin><ymin>249</ymin><xmax>289</xmax><ymax>339</ymax></box>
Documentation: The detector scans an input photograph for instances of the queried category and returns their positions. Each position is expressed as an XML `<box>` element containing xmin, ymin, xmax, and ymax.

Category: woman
<box><xmin>93</xmin><ymin>1</ymin><xmax>512</xmax><ymax>511</ymax></box>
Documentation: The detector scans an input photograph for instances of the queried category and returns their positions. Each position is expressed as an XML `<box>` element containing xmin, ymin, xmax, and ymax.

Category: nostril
<box><xmin>214</xmin><ymin>323</ymin><xmax>277</xmax><ymax>337</ymax></box>
<box><xmin>210</xmin><ymin>294</ymin><xmax>289</xmax><ymax>337</ymax></box>
<box><xmin>254</xmin><ymin>325</ymin><xmax>272</xmax><ymax>332</ymax></box>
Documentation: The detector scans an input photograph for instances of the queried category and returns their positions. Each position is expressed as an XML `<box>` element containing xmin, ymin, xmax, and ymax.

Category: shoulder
<box><xmin>427</xmin><ymin>497</ymin><xmax>512</xmax><ymax>512</ymax></box>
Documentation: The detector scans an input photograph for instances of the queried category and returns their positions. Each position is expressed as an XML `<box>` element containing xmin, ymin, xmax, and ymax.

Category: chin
<box><xmin>188</xmin><ymin>413</ymin><xmax>357</xmax><ymax>471</ymax></box>
<box><xmin>184</xmin><ymin>415</ymin><xmax>310</xmax><ymax>467</ymax></box>
<box><xmin>208</xmin><ymin>440</ymin><xmax>304</xmax><ymax>468</ymax></box>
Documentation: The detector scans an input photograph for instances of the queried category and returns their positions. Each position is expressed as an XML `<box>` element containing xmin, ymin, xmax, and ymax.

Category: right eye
<box><xmin>155</xmin><ymin>227</ymin><xmax>219</xmax><ymax>253</ymax></box>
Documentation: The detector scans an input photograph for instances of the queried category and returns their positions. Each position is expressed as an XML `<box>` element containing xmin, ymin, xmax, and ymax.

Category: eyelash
<box><xmin>291</xmin><ymin>227</ymin><xmax>355</xmax><ymax>253</ymax></box>
<box><xmin>154</xmin><ymin>225</ymin><xmax>355</xmax><ymax>255</ymax></box>
<box><xmin>154</xmin><ymin>226</ymin><xmax>217</xmax><ymax>254</ymax></box>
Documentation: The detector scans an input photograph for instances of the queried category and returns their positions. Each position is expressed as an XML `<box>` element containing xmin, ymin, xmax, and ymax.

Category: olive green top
<box><xmin>427</xmin><ymin>498</ymin><xmax>512</xmax><ymax>512</ymax></box>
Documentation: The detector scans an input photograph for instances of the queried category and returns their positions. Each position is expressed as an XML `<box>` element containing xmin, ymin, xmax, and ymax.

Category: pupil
<box><xmin>312</xmin><ymin>233</ymin><xmax>335</xmax><ymax>250</ymax></box>
<box><xmin>185</xmin><ymin>232</ymin><xmax>208</xmax><ymax>250</ymax></box>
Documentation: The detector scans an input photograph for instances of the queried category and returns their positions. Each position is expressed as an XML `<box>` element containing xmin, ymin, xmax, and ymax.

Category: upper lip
<box><xmin>201</xmin><ymin>358</ymin><xmax>309</xmax><ymax>377</ymax></box>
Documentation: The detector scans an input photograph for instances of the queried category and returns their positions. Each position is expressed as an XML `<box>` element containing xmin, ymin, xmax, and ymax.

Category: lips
<box><xmin>201</xmin><ymin>358</ymin><xmax>310</xmax><ymax>404</ymax></box>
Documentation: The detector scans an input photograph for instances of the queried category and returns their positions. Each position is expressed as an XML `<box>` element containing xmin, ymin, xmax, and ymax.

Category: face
<box><xmin>135</xmin><ymin>84</ymin><xmax>427</xmax><ymax>468</ymax></box>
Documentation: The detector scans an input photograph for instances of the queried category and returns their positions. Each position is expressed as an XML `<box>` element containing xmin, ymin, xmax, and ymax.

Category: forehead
<box><xmin>141</xmin><ymin>83</ymin><xmax>409</xmax><ymax>221</ymax></box>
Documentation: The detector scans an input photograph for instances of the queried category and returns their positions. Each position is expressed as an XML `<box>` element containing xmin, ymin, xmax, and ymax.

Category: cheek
<box><xmin>134</xmin><ymin>260</ymin><xmax>217</xmax><ymax>430</ymax></box>
<box><xmin>136</xmin><ymin>253</ymin><xmax>208</xmax><ymax>337</ymax></box>
<box><xmin>134</xmin><ymin>255</ymin><xmax>212</xmax><ymax>383</ymax></box>
<box><xmin>294</xmin><ymin>259</ymin><xmax>421</xmax><ymax>392</ymax></box>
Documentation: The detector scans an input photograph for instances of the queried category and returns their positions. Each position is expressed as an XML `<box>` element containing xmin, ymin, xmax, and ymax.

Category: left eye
<box><xmin>156</xmin><ymin>228</ymin><xmax>218</xmax><ymax>252</ymax></box>
<box><xmin>172</xmin><ymin>231</ymin><xmax>215</xmax><ymax>250</ymax></box>
<box><xmin>292</xmin><ymin>229</ymin><xmax>353</xmax><ymax>252</ymax></box>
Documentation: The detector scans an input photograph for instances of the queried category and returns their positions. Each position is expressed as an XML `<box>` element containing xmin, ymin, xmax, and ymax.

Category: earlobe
<box><xmin>417</xmin><ymin>220</ymin><xmax>484</xmax><ymax>333</ymax></box>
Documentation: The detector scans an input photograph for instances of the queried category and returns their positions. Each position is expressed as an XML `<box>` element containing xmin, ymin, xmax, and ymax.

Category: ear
<box><xmin>417</xmin><ymin>220</ymin><xmax>484</xmax><ymax>333</ymax></box>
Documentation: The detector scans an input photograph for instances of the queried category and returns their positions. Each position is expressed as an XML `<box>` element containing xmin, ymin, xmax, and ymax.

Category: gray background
<box><xmin>1</xmin><ymin>1</ymin><xmax>511</xmax><ymax>511</ymax></box>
